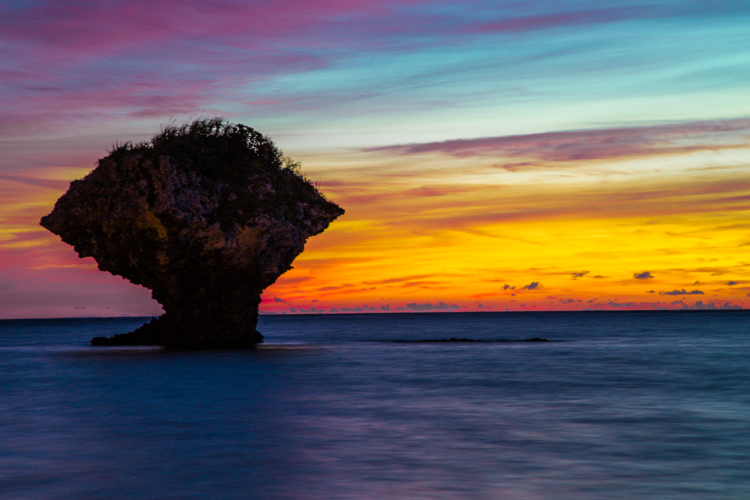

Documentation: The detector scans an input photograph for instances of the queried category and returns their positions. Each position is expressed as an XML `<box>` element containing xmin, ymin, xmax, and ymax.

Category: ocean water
<box><xmin>1</xmin><ymin>311</ymin><xmax>749</xmax><ymax>499</ymax></box>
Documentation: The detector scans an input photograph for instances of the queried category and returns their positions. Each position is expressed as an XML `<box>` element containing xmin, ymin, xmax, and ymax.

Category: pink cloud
<box><xmin>2</xmin><ymin>0</ymin><xmax>392</xmax><ymax>132</ymax></box>
<box><xmin>0</xmin><ymin>175</ymin><xmax>71</xmax><ymax>191</ymax></box>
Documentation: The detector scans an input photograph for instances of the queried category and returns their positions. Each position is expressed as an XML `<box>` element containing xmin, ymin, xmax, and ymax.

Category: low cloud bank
<box><xmin>680</xmin><ymin>301</ymin><xmax>741</xmax><ymax>310</ymax></box>
<box><xmin>407</xmin><ymin>302</ymin><xmax>460</xmax><ymax>312</ymax></box>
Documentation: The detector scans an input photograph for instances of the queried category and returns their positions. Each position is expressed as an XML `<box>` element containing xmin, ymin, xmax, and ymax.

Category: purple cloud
<box><xmin>367</xmin><ymin>119</ymin><xmax>750</xmax><ymax>165</ymax></box>
<box><xmin>634</xmin><ymin>272</ymin><xmax>654</xmax><ymax>279</ymax></box>
<box><xmin>680</xmin><ymin>301</ymin><xmax>742</xmax><ymax>310</ymax></box>
<box><xmin>407</xmin><ymin>301</ymin><xmax>460</xmax><ymax>311</ymax></box>
<box><xmin>368</xmin><ymin>118</ymin><xmax>750</xmax><ymax>165</ymax></box>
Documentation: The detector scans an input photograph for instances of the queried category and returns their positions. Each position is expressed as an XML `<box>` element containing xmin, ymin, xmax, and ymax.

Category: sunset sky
<box><xmin>1</xmin><ymin>0</ymin><xmax>749</xmax><ymax>318</ymax></box>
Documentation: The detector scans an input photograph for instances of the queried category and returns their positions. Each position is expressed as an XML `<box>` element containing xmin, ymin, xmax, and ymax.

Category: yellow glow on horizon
<box><xmin>262</xmin><ymin>137</ymin><xmax>750</xmax><ymax>312</ymax></box>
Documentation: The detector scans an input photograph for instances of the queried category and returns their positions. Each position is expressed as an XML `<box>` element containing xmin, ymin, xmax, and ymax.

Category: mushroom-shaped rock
<box><xmin>40</xmin><ymin>119</ymin><xmax>344</xmax><ymax>348</ymax></box>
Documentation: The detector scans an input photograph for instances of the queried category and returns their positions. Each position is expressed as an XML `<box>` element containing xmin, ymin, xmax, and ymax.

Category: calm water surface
<box><xmin>1</xmin><ymin>311</ymin><xmax>749</xmax><ymax>499</ymax></box>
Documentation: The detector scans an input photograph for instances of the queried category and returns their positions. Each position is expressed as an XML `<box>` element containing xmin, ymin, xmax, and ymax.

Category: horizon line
<box><xmin>1</xmin><ymin>308</ymin><xmax>747</xmax><ymax>322</ymax></box>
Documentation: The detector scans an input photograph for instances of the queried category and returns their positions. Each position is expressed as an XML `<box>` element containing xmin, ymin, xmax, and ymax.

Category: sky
<box><xmin>1</xmin><ymin>0</ymin><xmax>749</xmax><ymax>318</ymax></box>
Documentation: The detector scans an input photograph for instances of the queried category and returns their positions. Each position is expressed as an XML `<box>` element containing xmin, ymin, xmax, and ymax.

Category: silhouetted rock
<box><xmin>41</xmin><ymin>119</ymin><xmax>344</xmax><ymax>348</ymax></box>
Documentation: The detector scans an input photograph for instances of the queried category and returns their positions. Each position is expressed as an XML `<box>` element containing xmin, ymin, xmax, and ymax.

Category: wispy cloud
<box><xmin>362</xmin><ymin>274</ymin><xmax>434</xmax><ymax>285</ymax></box>
<box><xmin>366</xmin><ymin>119</ymin><xmax>750</xmax><ymax>166</ymax></box>
<box><xmin>467</xmin><ymin>7</ymin><xmax>644</xmax><ymax>35</ymax></box>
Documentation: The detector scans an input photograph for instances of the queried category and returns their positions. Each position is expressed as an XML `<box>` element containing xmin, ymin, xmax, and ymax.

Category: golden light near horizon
<box><xmin>259</xmin><ymin>127</ymin><xmax>750</xmax><ymax>313</ymax></box>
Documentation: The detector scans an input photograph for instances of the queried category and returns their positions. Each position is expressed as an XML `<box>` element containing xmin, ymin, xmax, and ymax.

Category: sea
<box><xmin>1</xmin><ymin>311</ymin><xmax>749</xmax><ymax>499</ymax></box>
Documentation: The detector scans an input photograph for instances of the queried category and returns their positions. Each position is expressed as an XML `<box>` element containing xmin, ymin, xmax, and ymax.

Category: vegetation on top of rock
<box><xmin>108</xmin><ymin>118</ymin><xmax>290</xmax><ymax>182</ymax></box>
<box><xmin>107</xmin><ymin>118</ymin><xmax>323</xmax><ymax>231</ymax></box>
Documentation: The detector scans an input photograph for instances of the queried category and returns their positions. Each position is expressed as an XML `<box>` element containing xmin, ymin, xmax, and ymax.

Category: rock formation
<box><xmin>41</xmin><ymin>119</ymin><xmax>344</xmax><ymax>348</ymax></box>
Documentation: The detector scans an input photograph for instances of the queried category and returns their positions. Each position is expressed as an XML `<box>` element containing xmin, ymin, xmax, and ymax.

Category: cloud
<box><xmin>357</xmin><ymin>175</ymin><xmax>750</xmax><ymax>235</ymax></box>
<box><xmin>463</xmin><ymin>7</ymin><xmax>642</xmax><ymax>35</ymax></box>
<box><xmin>3</xmin><ymin>0</ymin><xmax>442</xmax><ymax>134</ymax></box>
<box><xmin>661</xmin><ymin>289</ymin><xmax>704</xmax><ymax>296</ymax></box>
<box><xmin>607</xmin><ymin>301</ymin><xmax>638</xmax><ymax>308</ymax></box>
<box><xmin>520</xmin><ymin>282</ymin><xmax>540</xmax><ymax>290</ymax></box>
<box><xmin>503</xmin><ymin>284</ymin><xmax>515</xmax><ymax>290</ymax></box>
<box><xmin>680</xmin><ymin>301</ymin><xmax>742</xmax><ymax>310</ymax></box>
<box><xmin>362</xmin><ymin>274</ymin><xmax>434</xmax><ymax>285</ymax></box>
<box><xmin>274</xmin><ymin>296</ymin><xmax>286</xmax><ymax>303</ymax></box>
<box><xmin>275</xmin><ymin>276</ymin><xmax>313</xmax><ymax>285</ymax></box>
<box><xmin>294</xmin><ymin>306</ymin><xmax>321</xmax><ymax>313</ymax></box>
<box><xmin>316</xmin><ymin>285</ymin><xmax>347</xmax><ymax>291</ymax></box>
<box><xmin>571</xmin><ymin>271</ymin><xmax>589</xmax><ymax>279</ymax></box>
<box><xmin>634</xmin><ymin>272</ymin><xmax>654</xmax><ymax>280</ymax></box>
<box><xmin>726</xmin><ymin>281</ymin><xmax>739</xmax><ymax>286</ymax></box>
<box><xmin>399</xmin><ymin>281</ymin><xmax>442</xmax><ymax>288</ymax></box>
<box><xmin>0</xmin><ymin>175</ymin><xmax>71</xmax><ymax>191</ymax></box>
<box><xmin>407</xmin><ymin>302</ymin><xmax>460</xmax><ymax>312</ymax></box>
<box><xmin>6</xmin><ymin>0</ymin><xmax>712</xmax><ymax>138</ymax></box>
<box><xmin>367</xmin><ymin>119</ymin><xmax>750</xmax><ymax>165</ymax></box>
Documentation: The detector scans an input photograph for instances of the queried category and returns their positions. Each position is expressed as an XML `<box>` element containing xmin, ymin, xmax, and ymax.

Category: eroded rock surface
<box><xmin>40</xmin><ymin>119</ymin><xmax>344</xmax><ymax>348</ymax></box>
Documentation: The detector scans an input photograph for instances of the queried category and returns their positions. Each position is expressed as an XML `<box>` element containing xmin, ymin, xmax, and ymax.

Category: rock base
<box><xmin>91</xmin><ymin>316</ymin><xmax>264</xmax><ymax>348</ymax></box>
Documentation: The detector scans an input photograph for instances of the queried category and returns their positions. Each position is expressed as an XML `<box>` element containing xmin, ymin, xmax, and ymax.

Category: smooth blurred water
<box><xmin>1</xmin><ymin>311</ymin><xmax>749</xmax><ymax>499</ymax></box>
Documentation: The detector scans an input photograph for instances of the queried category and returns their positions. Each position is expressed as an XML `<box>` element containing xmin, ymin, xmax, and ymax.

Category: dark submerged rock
<box><xmin>41</xmin><ymin>119</ymin><xmax>344</xmax><ymax>348</ymax></box>
<box><xmin>395</xmin><ymin>337</ymin><xmax>549</xmax><ymax>343</ymax></box>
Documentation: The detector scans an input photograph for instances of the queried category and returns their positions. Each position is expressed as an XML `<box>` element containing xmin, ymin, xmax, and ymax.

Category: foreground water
<box><xmin>1</xmin><ymin>311</ymin><xmax>749</xmax><ymax>499</ymax></box>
